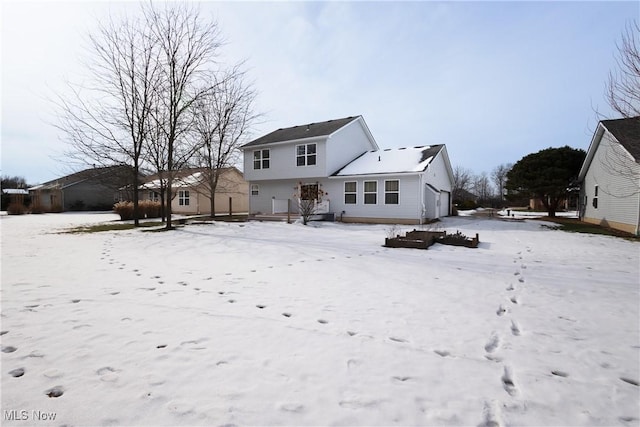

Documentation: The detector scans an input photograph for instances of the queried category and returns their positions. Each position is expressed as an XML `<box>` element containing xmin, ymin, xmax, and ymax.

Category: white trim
<box><xmin>344</xmin><ymin>181</ymin><xmax>357</xmax><ymax>205</ymax></box>
<box><xmin>384</xmin><ymin>179</ymin><xmax>400</xmax><ymax>205</ymax></box>
<box><xmin>363</xmin><ymin>180</ymin><xmax>378</xmax><ymax>205</ymax></box>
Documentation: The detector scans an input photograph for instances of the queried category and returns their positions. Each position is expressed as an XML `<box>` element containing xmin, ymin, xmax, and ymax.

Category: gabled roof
<box><xmin>140</xmin><ymin>167</ymin><xmax>240</xmax><ymax>190</ymax></box>
<box><xmin>579</xmin><ymin>117</ymin><xmax>640</xmax><ymax>181</ymax></box>
<box><xmin>28</xmin><ymin>165</ymin><xmax>132</xmax><ymax>191</ymax></box>
<box><xmin>601</xmin><ymin>117</ymin><xmax>640</xmax><ymax>162</ymax></box>
<box><xmin>333</xmin><ymin>145</ymin><xmax>444</xmax><ymax>176</ymax></box>
<box><xmin>242</xmin><ymin>116</ymin><xmax>360</xmax><ymax>148</ymax></box>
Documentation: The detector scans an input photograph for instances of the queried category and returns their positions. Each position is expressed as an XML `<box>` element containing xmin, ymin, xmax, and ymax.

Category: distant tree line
<box><xmin>55</xmin><ymin>2</ymin><xmax>259</xmax><ymax>228</ymax></box>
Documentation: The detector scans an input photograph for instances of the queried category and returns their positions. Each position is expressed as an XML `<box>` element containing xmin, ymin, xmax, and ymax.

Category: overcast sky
<box><xmin>1</xmin><ymin>1</ymin><xmax>638</xmax><ymax>185</ymax></box>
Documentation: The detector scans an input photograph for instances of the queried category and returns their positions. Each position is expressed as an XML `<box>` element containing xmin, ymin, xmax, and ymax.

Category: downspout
<box><xmin>419</xmin><ymin>173</ymin><xmax>425</xmax><ymax>225</ymax></box>
<box><xmin>636</xmin><ymin>186</ymin><xmax>640</xmax><ymax>236</ymax></box>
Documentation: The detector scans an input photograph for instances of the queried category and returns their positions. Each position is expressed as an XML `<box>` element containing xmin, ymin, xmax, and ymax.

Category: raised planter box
<box><xmin>384</xmin><ymin>229</ymin><xmax>479</xmax><ymax>249</ymax></box>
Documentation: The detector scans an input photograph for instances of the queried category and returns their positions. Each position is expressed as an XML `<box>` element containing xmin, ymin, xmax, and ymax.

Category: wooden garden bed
<box><xmin>385</xmin><ymin>229</ymin><xmax>479</xmax><ymax>249</ymax></box>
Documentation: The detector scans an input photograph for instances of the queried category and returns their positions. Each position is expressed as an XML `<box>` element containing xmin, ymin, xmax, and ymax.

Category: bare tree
<box><xmin>600</xmin><ymin>20</ymin><xmax>640</xmax><ymax>196</ymax></box>
<box><xmin>193</xmin><ymin>65</ymin><xmax>258</xmax><ymax>217</ymax></box>
<box><xmin>55</xmin><ymin>12</ymin><xmax>160</xmax><ymax>226</ymax></box>
<box><xmin>143</xmin><ymin>2</ymin><xmax>222</xmax><ymax>229</ymax></box>
<box><xmin>607</xmin><ymin>21</ymin><xmax>640</xmax><ymax>119</ymax></box>
<box><xmin>452</xmin><ymin>166</ymin><xmax>473</xmax><ymax>202</ymax></box>
<box><xmin>472</xmin><ymin>172</ymin><xmax>493</xmax><ymax>203</ymax></box>
<box><xmin>491</xmin><ymin>163</ymin><xmax>512</xmax><ymax>202</ymax></box>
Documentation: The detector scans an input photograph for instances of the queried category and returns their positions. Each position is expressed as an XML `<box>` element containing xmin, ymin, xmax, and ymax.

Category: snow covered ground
<box><xmin>1</xmin><ymin>212</ymin><xmax>639</xmax><ymax>426</ymax></box>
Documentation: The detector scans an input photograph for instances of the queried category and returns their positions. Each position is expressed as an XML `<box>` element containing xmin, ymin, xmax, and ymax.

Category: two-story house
<box><xmin>241</xmin><ymin>115</ymin><xmax>454</xmax><ymax>224</ymax></box>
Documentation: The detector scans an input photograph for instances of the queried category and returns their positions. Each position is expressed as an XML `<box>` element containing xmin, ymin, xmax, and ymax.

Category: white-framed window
<box><xmin>178</xmin><ymin>190</ymin><xmax>190</xmax><ymax>206</ymax></box>
<box><xmin>385</xmin><ymin>180</ymin><xmax>399</xmax><ymax>204</ymax></box>
<box><xmin>364</xmin><ymin>181</ymin><xmax>377</xmax><ymax>204</ymax></box>
<box><xmin>344</xmin><ymin>181</ymin><xmax>357</xmax><ymax>204</ymax></box>
<box><xmin>296</xmin><ymin>143</ymin><xmax>317</xmax><ymax>167</ymax></box>
<box><xmin>251</xmin><ymin>184</ymin><xmax>259</xmax><ymax>196</ymax></box>
<box><xmin>300</xmin><ymin>183</ymin><xmax>319</xmax><ymax>201</ymax></box>
<box><xmin>593</xmin><ymin>185</ymin><xmax>598</xmax><ymax>209</ymax></box>
<box><xmin>149</xmin><ymin>191</ymin><xmax>159</xmax><ymax>202</ymax></box>
<box><xmin>253</xmin><ymin>149</ymin><xmax>270</xmax><ymax>169</ymax></box>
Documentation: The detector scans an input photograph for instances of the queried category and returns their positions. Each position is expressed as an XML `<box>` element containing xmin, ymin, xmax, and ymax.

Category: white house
<box><xmin>578</xmin><ymin>117</ymin><xmax>640</xmax><ymax>235</ymax></box>
<box><xmin>241</xmin><ymin>115</ymin><xmax>454</xmax><ymax>224</ymax></box>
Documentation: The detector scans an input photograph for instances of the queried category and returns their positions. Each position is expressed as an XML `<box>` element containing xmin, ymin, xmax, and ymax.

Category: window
<box><xmin>364</xmin><ymin>181</ymin><xmax>377</xmax><ymax>204</ymax></box>
<box><xmin>178</xmin><ymin>190</ymin><xmax>190</xmax><ymax>206</ymax></box>
<box><xmin>300</xmin><ymin>184</ymin><xmax>319</xmax><ymax>201</ymax></box>
<box><xmin>592</xmin><ymin>185</ymin><xmax>598</xmax><ymax>209</ymax></box>
<box><xmin>253</xmin><ymin>149</ymin><xmax>270</xmax><ymax>169</ymax></box>
<box><xmin>385</xmin><ymin>180</ymin><xmax>399</xmax><ymax>204</ymax></box>
<box><xmin>251</xmin><ymin>184</ymin><xmax>259</xmax><ymax>196</ymax></box>
<box><xmin>344</xmin><ymin>181</ymin><xmax>357</xmax><ymax>204</ymax></box>
<box><xmin>149</xmin><ymin>191</ymin><xmax>159</xmax><ymax>202</ymax></box>
<box><xmin>296</xmin><ymin>143</ymin><xmax>317</xmax><ymax>167</ymax></box>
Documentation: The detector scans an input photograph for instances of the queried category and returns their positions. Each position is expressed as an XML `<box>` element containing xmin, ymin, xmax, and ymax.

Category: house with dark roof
<box><xmin>241</xmin><ymin>115</ymin><xmax>454</xmax><ymax>224</ymax></box>
<box><xmin>28</xmin><ymin>165</ymin><xmax>133</xmax><ymax>212</ymax></box>
<box><xmin>578</xmin><ymin>117</ymin><xmax>640</xmax><ymax>235</ymax></box>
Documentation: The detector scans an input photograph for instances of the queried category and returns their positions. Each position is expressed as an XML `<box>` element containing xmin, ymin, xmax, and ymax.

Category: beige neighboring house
<box><xmin>140</xmin><ymin>167</ymin><xmax>249</xmax><ymax>216</ymax></box>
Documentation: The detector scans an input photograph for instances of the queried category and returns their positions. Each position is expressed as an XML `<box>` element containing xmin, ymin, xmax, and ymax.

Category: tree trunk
<box><xmin>132</xmin><ymin>166</ymin><xmax>140</xmax><ymax>226</ymax></box>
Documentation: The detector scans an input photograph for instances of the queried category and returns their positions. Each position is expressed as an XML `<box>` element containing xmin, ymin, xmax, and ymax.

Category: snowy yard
<box><xmin>1</xmin><ymin>213</ymin><xmax>639</xmax><ymax>426</ymax></box>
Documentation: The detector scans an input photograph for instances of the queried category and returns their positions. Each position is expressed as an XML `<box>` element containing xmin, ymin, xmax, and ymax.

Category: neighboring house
<box><xmin>578</xmin><ymin>117</ymin><xmax>640</xmax><ymax>235</ymax></box>
<box><xmin>241</xmin><ymin>115</ymin><xmax>454</xmax><ymax>224</ymax></box>
<box><xmin>140</xmin><ymin>167</ymin><xmax>249</xmax><ymax>216</ymax></box>
<box><xmin>28</xmin><ymin>166</ymin><xmax>133</xmax><ymax>212</ymax></box>
<box><xmin>1</xmin><ymin>189</ymin><xmax>29</xmax><ymax>210</ymax></box>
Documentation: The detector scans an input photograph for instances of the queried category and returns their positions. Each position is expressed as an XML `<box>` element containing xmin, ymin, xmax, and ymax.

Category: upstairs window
<box><xmin>253</xmin><ymin>149</ymin><xmax>270</xmax><ymax>169</ymax></box>
<box><xmin>385</xmin><ymin>180</ymin><xmax>399</xmax><ymax>204</ymax></box>
<box><xmin>178</xmin><ymin>190</ymin><xmax>190</xmax><ymax>206</ymax></box>
<box><xmin>296</xmin><ymin>143</ymin><xmax>317</xmax><ymax>166</ymax></box>
<box><xmin>344</xmin><ymin>181</ymin><xmax>357</xmax><ymax>204</ymax></box>
<box><xmin>364</xmin><ymin>181</ymin><xmax>377</xmax><ymax>204</ymax></box>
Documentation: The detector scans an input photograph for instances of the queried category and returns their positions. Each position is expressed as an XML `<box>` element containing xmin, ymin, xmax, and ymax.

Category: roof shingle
<box><xmin>601</xmin><ymin>117</ymin><xmax>640</xmax><ymax>162</ymax></box>
<box><xmin>242</xmin><ymin>116</ymin><xmax>360</xmax><ymax>148</ymax></box>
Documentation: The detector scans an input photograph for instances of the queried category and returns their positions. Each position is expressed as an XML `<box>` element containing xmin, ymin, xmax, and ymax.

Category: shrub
<box><xmin>7</xmin><ymin>202</ymin><xmax>27</xmax><ymax>215</ymax></box>
<box><xmin>456</xmin><ymin>200</ymin><xmax>478</xmax><ymax>210</ymax></box>
<box><xmin>114</xmin><ymin>201</ymin><xmax>134</xmax><ymax>220</ymax></box>
<box><xmin>139</xmin><ymin>200</ymin><xmax>161</xmax><ymax>218</ymax></box>
<box><xmin>114</xmin><ymin>200</ymin><xmax>162</xmax><ymax>220</ymax></box>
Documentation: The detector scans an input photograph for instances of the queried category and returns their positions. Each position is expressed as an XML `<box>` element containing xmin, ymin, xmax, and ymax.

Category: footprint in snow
<box><xmin>2</xmin><ymin>346</ymin><xmax>17</xmax><ymax>353</ymax></box>
<box><xmin>389</xmin><ymin>336</ymin><xmax>407</xmax><ymax>343</ymax></box>
<box><xmin>434</xmin><ymin>349</ymin><xmax>451</xmax><ymax>357</ymax></box>
<box><xmin>496</xmin><ymin>305</ymin><xmax>508</xmax><ymax>316</ymax></box>
<box><xmin>510</xmin><ymin>296</ymin><xmax>518</xmax><ymax>304</ymax></box>
<box><xmin>0</xmin><ymin>331</ymin><xmax>8</xmax><ymax>336</ymax></box>
<box><xmin>282</xmin><ymin>313</ymin><xmax>292</xmax><ymax>318</ymax></box>
<box><xmin>484</xmin><ymin>333</ymin><xmax>500</xmax><ymax>353</ymax></box>
<box><xmin>518</xmin><ymin>277</ymin><xmax>525</xmax><ymax>283</ymax></box>
<box><xmin>510</xmin><ymin>320</ymin><xmax>521</xmax><ymax>336</ymax></box>
<box><xmin>620</xmin><ymin>377</ymin><xmax>639</xmax><ymax>387</ymax></box>
<box><xmin>347</xmin><ymin>331</ymin><xmax>357</xmax><ymax>336</ymax></box>
<box><xmin>501</xmin><ymin>366</ymin><xmax>518</xmax><ymax>396</ymax></box>
<box><xmin>256</xmin><ymin>305</ymin><xmax>266</xmax><ymax>309</ymax></box>
<box><xmin>317</xmin><ymin>319</ymin><xmax>328</xmax><ymax>324</ymax></box>
<box><xmin>393</xmin><ymin>376</ymin><xmax>411</xmax><ymax>382</ymax></box>
<box><xmin>45</xmin><ymin>386</ymin><xmax>64</xmax><ymax>398</ymax></box>
<box><xmin>551</xmin><ymin>370</ymin><xmax>569</xmax><ymax>377</ymax></box>
<box><xmin>9</xmin><ymin>368</ymin><xmax>25</xmax><ymax>378</ymax></box>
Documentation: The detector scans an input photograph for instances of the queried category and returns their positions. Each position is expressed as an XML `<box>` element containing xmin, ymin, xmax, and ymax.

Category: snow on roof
<box><xmin>140</xmin><ymin>171</ymin><xmax>205</xmax><ymax>189</ymax></box>
<box><xmin>334</xmin><ymin>145</ymin><xmax>443</xmax><ymax>176</ymax></box>
<box><xmin>2</xmin><ymin>189</ymin><xmax>29</xmax><ymax>195</ymax></box>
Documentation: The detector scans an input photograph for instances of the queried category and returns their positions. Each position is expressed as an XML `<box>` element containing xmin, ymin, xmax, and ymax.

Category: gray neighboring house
<box><xmin>241</xmin><ymin>115</ymin><xmax>454</xmax><ymax>224</ymax></box>
<box><xmin>29</xmin><ymin>166</ymin><xmax>133</xmax><ymax>212</ymax></box>
<box><xmin>578</xmin><ymin>117</ymin><xmax>640</xmax><ymax>235</ymax></box>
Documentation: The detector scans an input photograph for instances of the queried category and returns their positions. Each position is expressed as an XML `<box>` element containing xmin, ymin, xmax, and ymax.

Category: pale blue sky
<box><xmin>1</xmin><ymin>1</ymin><xmax>638</xmax><ymax>184</ymax></box>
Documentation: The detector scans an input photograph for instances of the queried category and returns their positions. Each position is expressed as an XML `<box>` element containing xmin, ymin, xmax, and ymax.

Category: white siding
<box><xmin>326</xmin><ymin>118</ymin><xmax>377</xmax><ymax>174</ymax></box>
<box><xmin>326</xmin><ymin>175</ymin><xmax>422</xmax><ymax>221</ymax></box>
<box><xmin>243</xmin><ymin>138</ymin><xmax>327</xmax><ymax>182</ymax></box>
<box><xmin>582</xmin><ymin>131</ymin><xmax>640</xmax><ymax>230</ymax></box>
<box><xmin>248</xmin><ymin>180</ymin><xmax>300</xmax><ymax>214</ymax></box>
